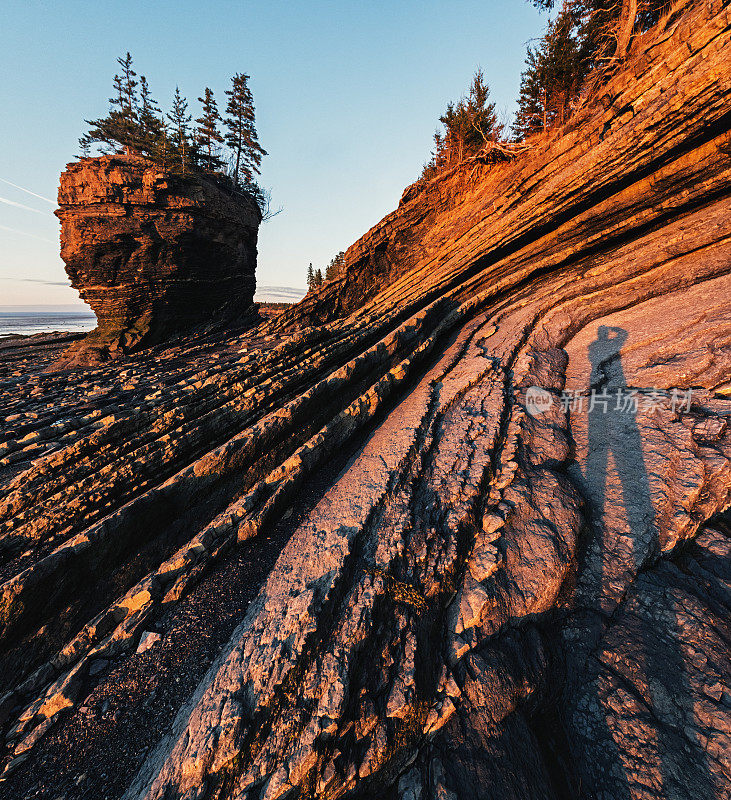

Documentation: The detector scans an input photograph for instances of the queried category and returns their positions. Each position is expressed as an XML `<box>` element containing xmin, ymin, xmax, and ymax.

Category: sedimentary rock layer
<box><xmin>0</xmin><ymin>2</ymin><xmax>729</xmax><ymax>798</ymax></box>
<box><xmin>55</xmin><ymin>156</ymin><xmax>261</xmax><ymax>364</ymax></box>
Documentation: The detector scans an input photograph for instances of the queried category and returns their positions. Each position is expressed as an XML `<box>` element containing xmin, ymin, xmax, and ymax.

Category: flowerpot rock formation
<box><xmin>55</xmin><ymin>155</ymin><xmax>261</xmax><ymax>365</ymax></box>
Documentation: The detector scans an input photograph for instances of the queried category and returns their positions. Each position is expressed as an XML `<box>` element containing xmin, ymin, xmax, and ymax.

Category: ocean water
<box><xmin>255</xmin><ymin>285</ymin><xmax>305</xmax><ymax>304</ymax></box>
<box><xmin>0</xmin><ymin>288</ymin><xmax>304</xmax><ymax>338</ymax></box>
<box><xmin>0</xmin><ymin>308</ymin><xmax>97</xmax><ymax>337</ymax></box>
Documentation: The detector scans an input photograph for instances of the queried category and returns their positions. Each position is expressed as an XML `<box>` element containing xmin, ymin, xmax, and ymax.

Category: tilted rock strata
<box><xmin>0</xmin><ymin>2</ymin><xmax>729</xmax><ymax>798</ymax></box>
<box><xmin>55</xmin><ymin>155</ymin><xmax>261</xmax><ymax>364</ymax></box>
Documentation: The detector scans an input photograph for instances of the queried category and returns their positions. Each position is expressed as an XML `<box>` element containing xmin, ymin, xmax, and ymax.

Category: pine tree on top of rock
<box><xmin>565</xmin><ymin>0</ymin><xmax>667</xmax><ymax>67</ymax></box>
<box><xmin>514</xmin><ymin>0</ymin><xmax>671</xmax><ymax>141</ymax></box>
<box><xmin>224</xmin><ymin>72</ymin><xmax>267</xmax><ymax>188</ymax></box>
<box><xmin>421</xmin><ymin>69</ymin><xmax>503</xmax><ymax>180</ymax></box>
<box><xmin>513</xmin><ymin>12</ymin><xmax>580</xmax><ymax>140</ymax></box>
<box><xmin>80</xmin><ymin>52</ymin><xmax>142</xmax><ymax>156</ymax></box>
<box><xmin>441</xmin><ymin>69</ymin><xmax>502</xmax><ymax>159</ymax></box>
<box><xmin>325</xmin><ymin>252</ymin><xmax>346</xmax><ymax>281</ymax></box>
<box><xmin>196</xmin><ymin>88</ymin><xmax>225</xmax><ymax>172</ymax></box>
<box><xmin>77</xmin><ymin>54</ymin><xmax>272</xmax><ymax>214</ymax></box>
<box><xmin>118</xmin><ymin>53</ymin><xmax>138</xmax><ymax>116</ymax></box>
<box><xmin>167</xmin><ymin>87</ymin><xmax>195</xmax><ymax>173</ymax></box>
<box><xmin>138</xmin><ymin>76</ymin><xmax>165</xmax><ymax>155</ymax></box>
<box><xmin>512</xmin><ymin>47</ymin><xmax>545</xmax><ymax>141</ymax></box>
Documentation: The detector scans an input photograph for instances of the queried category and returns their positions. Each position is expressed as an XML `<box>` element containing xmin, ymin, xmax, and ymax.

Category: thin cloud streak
<box><xmin>0</xmin><ymin>178</ymin><xmax>55</xmax><ymax>205</ymax></box>
<box><xmin>0</xmin><ymin>277</ymin><xmax>69</xmax><ymax>286</ymax></box>
<box><xmin>0</xmin><ymin>224</ymin><xmax>56</xmax><ymax>243</ymax></box>
<box><xmin>256</xmin><ymin>285</ymin><xmax>306</xmax><ymax>297</ymax></box>
<box><xmin>0</xmin><ymin>196</ymin><xmax>47</xmax><ymax>215</ymax></box>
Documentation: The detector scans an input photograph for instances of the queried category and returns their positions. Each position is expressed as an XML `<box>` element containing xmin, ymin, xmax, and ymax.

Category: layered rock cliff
<box><xmin>55</xmin><ymin>156</ymin><xmax>261</xmax><ymax>365</ymax></box>
<box><xmin>0</xmin><ymin>2</ymin><xmax>729</xmax><ymax>799</ymax></box>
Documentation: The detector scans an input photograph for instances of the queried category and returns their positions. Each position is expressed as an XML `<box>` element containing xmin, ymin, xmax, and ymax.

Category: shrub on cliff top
<box><xmin>513</xmin><ymin>0</ymin><xmax>671</xmax><ymax>140</ymax></box>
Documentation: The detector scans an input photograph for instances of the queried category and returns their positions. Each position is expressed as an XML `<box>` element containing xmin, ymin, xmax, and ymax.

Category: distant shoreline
<box><xmin>0</xmin><ymin>309</ymin><xmax>97</xmax><ymax>337</ymax></box>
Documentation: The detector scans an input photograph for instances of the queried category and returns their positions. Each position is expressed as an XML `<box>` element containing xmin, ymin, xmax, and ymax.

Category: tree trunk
<box><xmin>616</xmin><ymin>0</ymin><xmax>638</xmax><ymax>60</ymax></box>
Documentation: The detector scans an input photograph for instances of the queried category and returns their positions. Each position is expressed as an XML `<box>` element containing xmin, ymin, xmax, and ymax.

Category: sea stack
<box><xmin>55</xmin><ymin>154</ymin><xmax>261</xmax><ymax>364</ymax></box>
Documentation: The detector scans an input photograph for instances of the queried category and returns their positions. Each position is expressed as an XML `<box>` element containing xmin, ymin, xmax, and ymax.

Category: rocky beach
<box><xmin>0</xmin><ymin>2</ymin><xmax>729</xmax><ymax>798</ymax></box>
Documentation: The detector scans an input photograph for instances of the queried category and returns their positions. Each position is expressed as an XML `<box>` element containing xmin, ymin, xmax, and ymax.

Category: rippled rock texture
<box><xmin>0</xmin><ymin>3</ymin><xmax>729</xmax><ymax>798</ymax></box>
<box><xmin>55</xmin><ymin>155</ymin><xmax>261</xmax><ymax>365</ymax></box>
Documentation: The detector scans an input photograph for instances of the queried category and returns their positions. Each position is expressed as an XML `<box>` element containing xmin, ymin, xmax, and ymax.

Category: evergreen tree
<box><xmin>138</xmin><ymin>76</ymin><xmax>165</xmax><ymax>155</ymax></box>
<box><xmin>77</xmin><ymin>53</ymin><xmax>275</xmax><ymax>208</ymax></box>
<box><xmin>306</xmin><ymin>263</ymin><xmax>315</xmax><ymax>291</ymax></box>
<box><xmin>571</xmin><ymin>0</ymin><xmax>666</xmax><ymax>69</ymax></box>
<box><xmin>118</xmin><ymin>52</ymin><xmax>138</xmax><ymax>119</ymax></box>
<box><xmin>512</xmin><ymin>11</ymin><xmax>580</xmax><ymax>139</ymax></box>
<box><xmin>155</xmin><ymin>113</ymin><xmax>173</xmax><ymax>170</ymax></box>
<box><xmin>111</xmin><ymin>52</ymin><xmax>139</xmax><ymax>152</ymax></box>
<box><xmin>196</xmin><ymin>88</ymin><xmax>225</xmax><ymax>171</ymax></box>
<box><xmin>421</xmin><ymin>69</ymin><xmax>503</xmax><ymax>179</ymax></box>
<box><xmin>80</xmin><ymin>52</ymin><xmax>141</xmax><ymax>155</ymax></box>
<box><xmin>522</xmin><ymin>0</ymin><xmax>669</xmax><ymax>114</ymax></box>
<box><xmin>167</xmin><ymin>87</ymin><xmax>193</xmax><ymax>172</ymax></box>
<box><xmin>325</xmin><ymin>251</ymin><xmax>346</xmax><ymax>280</ymax></box>
<box><xmin>442</xmin><ymin>69</ymin><xmax>501</xmax><ymax>159</ymax></box>
<box><xmin>224</xmin><ymin>72</ymin><xmax>267</xmax><ymax>186</ymax></box>
<box><xmin>315</xmin><ymin>268</ymin><xmax>324</xmax><ymax>287</ymax></box>
<box><xmin>512</xmin><ymin>47</ymin><xmax>546</xmax><ymax>140</ymax></box>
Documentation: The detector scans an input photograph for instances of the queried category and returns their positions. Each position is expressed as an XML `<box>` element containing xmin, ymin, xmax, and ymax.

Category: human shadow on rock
<box><xmin>568</xmin><ymin>325</ymin><xmax>717</xmax><ymax>799</ymax></box>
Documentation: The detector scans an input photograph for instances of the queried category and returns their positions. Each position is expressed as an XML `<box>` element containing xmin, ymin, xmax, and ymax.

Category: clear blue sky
<box><xmin>0</xmin><ymin>0</ymin><xmax>546</xmax><ymax>307</ymax></box>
